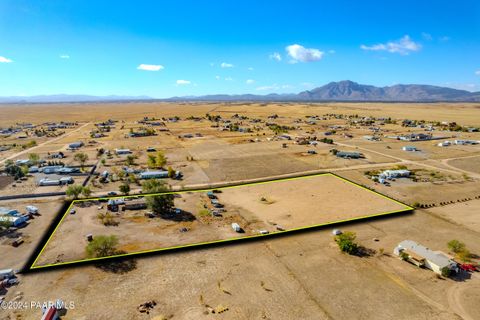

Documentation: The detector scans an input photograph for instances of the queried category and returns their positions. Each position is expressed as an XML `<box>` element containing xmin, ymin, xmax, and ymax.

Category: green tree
<box><xmin>119</xmin><ymin>183</ymin><xmax>130</xmax><ymax>195</ymax></box>
<box><xmin>155</xmin><ymin>151</ymin><xmax>167</xmax><ymax>168</ymax></box>
<box><xmin>447</xmin><ymin>240</ymin><xmax>466</xmax><ymax>254</ymax></box>
<box><xmin>66</xmin><ymin>184</ymin><xmax>84</xmax><ymax>199</ymax></box>
<box><xmin>28</xmin><ymin>153</ymin><xmax>40</xmax><ymax>165</ymax></box>
<box><xmin>86</xmin><ymin>235</ymin><xmax>119</xmax><ymax>258</ymax></box>
<box><xmin>335</xmin><ymin>231</ymin><xmax>358</xmax><ymax>255</ymax></box>
<box><xmin>147</xmin><ymin>154</ymin><xmax>156</xmax><ymax>168</ymax></box>
<box><xmin>142</xmin><ymin>179</ymin><xmax>174</xmax><ymax>214</ymax></box>
<box><xmin>20</xmin><ymin>165</ymin><xmax>29</xmax><ymax>176</ymax></box>
<box><xmin>74</xmin><ymin>152</ymin><xmax>89</xmax><ymax>169</ymax></box>
<box><xmin>125</xmin><ymin>154</ymin><xmax>137</xmax><ymax>166</ymax></box>
<box><xmin>457</xmin><ymin>249</ymin><xmax>471</xmax><ymax>263</ymax></box>
<box><xmin>5</xmin><ymin>164</ymin><xmax>25</xmax><ymax>180</ymax></box>
<box><xmin>81</xmin><ymin>186</ymin><xmax>92</xmax><ymax>198</ymax></box>
<box><xmin>167</xmin><ymin>166</ymin><xmax>176</xmax><ymax>178</ymax></box>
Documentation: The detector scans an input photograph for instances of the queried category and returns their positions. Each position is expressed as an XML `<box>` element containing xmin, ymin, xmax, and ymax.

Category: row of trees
<box><xmin>66</xmin><ymin>185</ymin><xmax>91</xmax><ymax>199</ymax></box>
<box><xmin>147</xmin><ymin>151</ymin><xmax>167</xmax><ymax>169</ymax></box>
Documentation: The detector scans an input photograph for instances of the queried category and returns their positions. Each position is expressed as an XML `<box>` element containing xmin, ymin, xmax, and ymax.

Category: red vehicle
<box><xmin>459</xmin><ymin>264</ymin><xmax>478</xmax><ymax>272</ymax></box>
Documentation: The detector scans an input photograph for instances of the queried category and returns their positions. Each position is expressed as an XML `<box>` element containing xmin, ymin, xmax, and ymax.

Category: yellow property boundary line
<box><xmin>28</xmin><ymin>173</ymin><xmax>413</xmax><ymax>270</ymax></box>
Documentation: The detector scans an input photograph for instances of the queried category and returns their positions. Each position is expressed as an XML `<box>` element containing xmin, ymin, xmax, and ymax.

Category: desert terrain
<box><xmin>1</xmin><ymin>102</ymin><xmax>480</xmax><ymax>320</ymax></box>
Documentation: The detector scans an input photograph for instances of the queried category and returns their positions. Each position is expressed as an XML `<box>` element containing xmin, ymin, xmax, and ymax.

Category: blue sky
<box><xmin>0</xmin><ymin>0</ymin><xmax>479</xmax><ymax>98</ymax></box>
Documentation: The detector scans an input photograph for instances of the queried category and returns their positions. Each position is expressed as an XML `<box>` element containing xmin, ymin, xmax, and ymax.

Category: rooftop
<box><xmin>397</xmin><ymin>240</ymin><xmax>452</xmax><ymax>268</ymax></box>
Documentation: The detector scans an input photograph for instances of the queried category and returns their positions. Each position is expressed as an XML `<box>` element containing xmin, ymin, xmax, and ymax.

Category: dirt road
<box><xmin>0</xmin><ymin>122</ymin><xmax>91</xmax><ymax>165</ymax></box>
<box><xmin>447</xmin><ymin>273</ymin><xmax>480</xmax><ymax>320</ymax></box>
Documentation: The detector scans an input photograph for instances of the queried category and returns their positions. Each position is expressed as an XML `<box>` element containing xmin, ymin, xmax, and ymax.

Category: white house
<box><xmin>139</xmin><ymin>170</ymin><xmax>169</xmax><ymax>179</ymax></box>
<box><xmin>402</xmin><ymin>146</ymin><xmax>418</xmax><ymax>152</ymax></box>
<box><xmin>379</xmin><ymin>169</ymin><xmax>411</xmax><ymax>180</ymax></box>
<box><xmin>394</xmin><ymin>240</ymin><xmax>458</xmax><ymax>275</ymax></box>
<box><xmin>454</xmin><ymin>140</ymin><xmax>479</xmax><ymax>145</ymax></box>
<box><xmin>115</xmin><ymin>148</ymin><xmax>132</xmax><ymax>155</ymax></box>
<box><xmin>38</xmin><ymin>176</ymin><xmax>73</xmax><ymax>186</ymax></box>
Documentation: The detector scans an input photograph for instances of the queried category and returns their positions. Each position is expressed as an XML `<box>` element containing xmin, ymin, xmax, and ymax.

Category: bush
<box><xmin>86</xmin><ymin>235</ymin><xmax>119</xmax><ymax>258</ymax></box>
<box><xmin>447</xmin><ymin>240</ymin><xmax>465</xmax><ymax>254</ymax></box>
<box><xmin>66</xmin><ymin>185</ymin><xmax>84</xmax><ymax>199</ymax></box>
<box><xmin>335</xmin><ymin>231</ymin><xmax>358</xmax><ymax>255</ymax></box>
<box><xmin>441</xmin><ymin>266</ymin><xmax>451</xmax><ymax>277</ymax></box>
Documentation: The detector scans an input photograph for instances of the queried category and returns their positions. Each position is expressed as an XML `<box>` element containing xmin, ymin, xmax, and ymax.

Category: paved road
<box><xmin>0</xmin><ymin>122</ymin><xmax>91</xmax><ymax>165</ymax></box>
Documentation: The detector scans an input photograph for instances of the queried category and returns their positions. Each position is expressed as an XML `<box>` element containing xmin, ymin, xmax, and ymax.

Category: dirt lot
<box><xmin>448</xmin><ymin>156</ymin><xmax>480</xmax><ymax>174</ymax></box>
<box><xmin>34</xmin><ymin>174</ymin><xmax>409</xmax><ymax>267</ymax></box>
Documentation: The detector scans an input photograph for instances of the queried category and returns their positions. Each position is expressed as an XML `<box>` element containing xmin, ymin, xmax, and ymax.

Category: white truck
<box><xmin>26</xmin><ymin>205</ymin><xmax>39</xmax><ymax>215</ymax></box>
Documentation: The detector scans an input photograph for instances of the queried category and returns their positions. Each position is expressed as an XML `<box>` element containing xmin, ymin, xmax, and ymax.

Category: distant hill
<box><xmin>1</xmin><ymin>81</ymin><xmax>479</xmax><ymax>103</ymax></box>
<box><xmin>296</xmin><ymin>81</ymin><xmax>480</xmax><ymax>102</ymax></box>
<box><xmin>0</xmin><ymin>94</ymin><xmax>153</xmax><ymax>103</ymax></box>
<box><xmin>166</xmin><ymin>81</ymin><xmax>480</xmax><ymax>102</ymax></box>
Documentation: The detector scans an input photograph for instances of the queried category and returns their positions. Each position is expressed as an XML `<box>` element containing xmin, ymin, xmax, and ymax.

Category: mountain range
<box><xmin>1</xmin><ymin>81</ymin><xmax>479</xmax><ymax>103</ymax></box>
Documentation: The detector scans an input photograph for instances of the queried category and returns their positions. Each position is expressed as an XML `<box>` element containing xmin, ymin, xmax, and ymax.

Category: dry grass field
<box><xmin>1</xmin><ymin>102</ymin><xmax>480</xmax><ymax>320</ymax></box>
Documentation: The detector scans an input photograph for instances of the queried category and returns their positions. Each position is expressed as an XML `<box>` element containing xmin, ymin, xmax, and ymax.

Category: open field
<box><xmin>448</xmin><ymin>156</ymin><xmax>480</xmax><ymax>174</ymax></box>
<box><xmin>1</xmin><ymin>101</ymin><xmax>479</xmax><ymax>320</ymax></box>
<box><xmin>1</xmin><ymin>102</ymin><xmax>480</xmax><ymax>126</ymax></box>
<box><xmin>33</xmin><ymin>174</ymin><xmax>410</xmax><ymax>268</ymax></box>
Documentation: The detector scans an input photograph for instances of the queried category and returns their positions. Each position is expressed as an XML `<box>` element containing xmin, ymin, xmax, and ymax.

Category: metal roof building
<box><xmin>394</xmin><ymin>240</ymin><xmax>458</xmax><ymax>275</ymax></box>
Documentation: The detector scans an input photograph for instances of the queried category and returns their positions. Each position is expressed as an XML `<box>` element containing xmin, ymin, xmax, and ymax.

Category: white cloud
<box><xmin>225</xmin><ymin>77</ymin><xmax>233</xmax><ymax>81</ymax></box>
<box><xmin>137</xmin><ymin>64</ymin><xmax>164</xmax><ymax>71</ymax></box>
<box><xmin>0</xmin><ymin>56</ymin><xmax>13</xmax><ymax>63</ymax></box>
<box><xmin>439</xmin><ymin>36</ymin><xmax>450</xmax><ymax>42</ymax></box>
<box><xmin>269</xmin><ymin>52</ymin><xmax>282</xmax><ymax>61</ymax></box>
<box><xmin>221</xmin><ymin>62</ymin><xmax>234</xmax><ymax>68</ymax></box>
<box><xmin>475</xmin><ymin>70</ymin><xmax>480</xmax><ymax>76</ymax></box>
<box><xmin>215</xmin><ymin>75</ymin><xmax>221</xmax><ymax>80</ymax></box>
<box><xmin>328</xmin><ymin>50</ymin><xmax>336</xmax><ymax>54</ymax></box>
<box><xmin>360</xmin><ymin>35</ymin><xmax>421</xmax><ymax>55</ymax></box>
<box><xmin>246</xmin><ymin>79</ymin><xmax>255</xmax><ymax>84</ymax></box>
<box><xmin>59</xmin><ymin>54</ymin><xmax>70</xmax><ymax>59</ymax></box>
<box><xmin>285</xmin><ymin>44</ymin><xmax>323</xmax><ymax>63</ymax></box>
<box><xmin>176</xmin><ymin>80</ymin><xmax>191</xmax><ymax>85</ymax></box>
<box><xmin>247</xmin><ymin>67</ymin><xmax>254</xmax><ymax>71</ymax></box>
